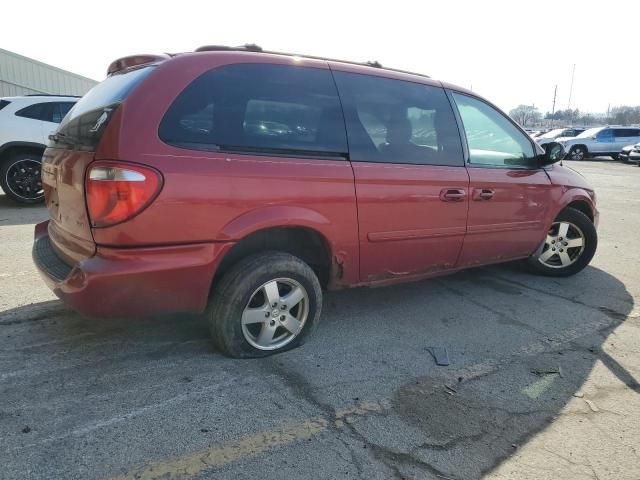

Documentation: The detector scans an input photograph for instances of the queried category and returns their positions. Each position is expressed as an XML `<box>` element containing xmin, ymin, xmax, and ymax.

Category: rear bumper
<box><xmin>33</xmin><ymin>221</ymin><xmax>234</xmax><ymax>318</ymax></box>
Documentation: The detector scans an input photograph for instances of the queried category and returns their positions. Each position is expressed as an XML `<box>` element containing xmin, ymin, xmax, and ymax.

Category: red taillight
<box><xmin>86</xmin><ymin>162</ymin><xmax>163</xmax><ymax>227</ymax></box>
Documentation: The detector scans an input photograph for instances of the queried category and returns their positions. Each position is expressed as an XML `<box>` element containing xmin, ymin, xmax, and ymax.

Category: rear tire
<box><xmin>0</xmin><ymin>153</ymin><xmax>45</xmax><ymax>204</ymax></box>
<box><xmin>567</xmin><ymin>146</ymin><xmax>587</xmax><ymax>161</ymax></box>
<box><xmin>207</xmin><ymin>251</ymin><xmax>322</xmax><ymax>358</ymax></box>
<box><xmin>527</xmin><ymin>207</ymin><xmax>597</xmax><ymax>277</ymax></box>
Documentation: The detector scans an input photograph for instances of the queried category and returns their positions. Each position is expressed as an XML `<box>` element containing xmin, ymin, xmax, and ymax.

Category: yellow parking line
<box><xmin>107</xmin><ymin>399</ymin><xmax>393</xmax><ymax>480</ymax></box>
<box><xmin>108</xmin><ymin>418</ymin><xmax>329</xmax><ymax>480</ymax></box>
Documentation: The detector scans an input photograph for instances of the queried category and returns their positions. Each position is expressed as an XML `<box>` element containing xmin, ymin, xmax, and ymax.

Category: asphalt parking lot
<box><xmin>1</xmin><ymin>160</ymin><xmax>639</xmax><ymax>480</ymax></box>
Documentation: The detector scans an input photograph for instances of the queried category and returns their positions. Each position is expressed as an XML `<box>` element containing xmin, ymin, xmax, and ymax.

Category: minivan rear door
<box><xmin>332</xmin><ymin>68</ymin><xmax>469</xmax><ymax>282</ymax></box>
<box><xmin>42</xmin><ymin>66</ymin><xmax>154</xmax><ymax>263</ymax></box>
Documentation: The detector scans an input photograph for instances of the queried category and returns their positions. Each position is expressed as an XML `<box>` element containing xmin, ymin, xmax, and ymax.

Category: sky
<box><xmin>2</xmin><ymin>0</ymin><xmax>639</xmax><ymax>114</ymax></box>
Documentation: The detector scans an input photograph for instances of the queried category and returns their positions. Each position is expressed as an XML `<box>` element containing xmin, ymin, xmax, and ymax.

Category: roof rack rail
<box><xmin>26</xmin><ymin>94</ymin><xmax>81</xmax><ymax>98</ymax></box>
<box><xmin>194</xmin><ymin>44</ymin><xmax>430</xmax><ymax>79</ymax></box>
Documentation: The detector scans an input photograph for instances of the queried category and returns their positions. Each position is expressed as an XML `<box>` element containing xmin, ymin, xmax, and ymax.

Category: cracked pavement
<box><xmin>1</xmin><ymin>160</ymin><xmax>639</xmax><ymax>479</ymax></box>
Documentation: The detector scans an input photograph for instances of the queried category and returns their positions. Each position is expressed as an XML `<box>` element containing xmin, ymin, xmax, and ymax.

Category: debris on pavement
<box><xmin>530</xmin><ymin>366</ymin><xmax>563</xmax><ymax>378</ymax></box>
<box><xmin>427</xmin><ymin>346</ymin><xmax>450</xmax><ymax>366</ymax></box>
<box><xmin>444</xmin><ymin>384</ymin><xmax>457</xmax><ymax>395</ymax></box>
<box><xmin>584</xmin><ymin>399</ymin><xmax>600</xmax><ymax>413</ymax></box>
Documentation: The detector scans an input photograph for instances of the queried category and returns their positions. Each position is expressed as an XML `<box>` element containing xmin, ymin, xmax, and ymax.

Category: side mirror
<box><xmin>539</xmin><ymin>141</ymin><xmax>565</xmax><ymax>166</ymax></box>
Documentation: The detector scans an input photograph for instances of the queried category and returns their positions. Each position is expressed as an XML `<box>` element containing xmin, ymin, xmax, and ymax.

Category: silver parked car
<box><xmin>619</xmin><ymin>143</ymin><xmax>639</xmax><ymax>163</ymax></box>
<box><xmin>558</xmin><ymin>126</ymin><xmax>640</xmax><ymax>160</ymax></box>
<box><xmin>535</xmin><ymin>127</ymin><xmax>586</xmax><ymax>147</ymax></box>
<box><xmin>629</xmin><ymin>144</ymin><xmax>640</xmax><ymax>165</ymax></box>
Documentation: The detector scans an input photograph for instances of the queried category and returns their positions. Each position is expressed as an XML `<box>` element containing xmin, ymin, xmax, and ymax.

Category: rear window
<box><xmin>54</xmin><ymin>67</ymin><xmax>153</xmax><ymax>150</ymax></box>
<box><xmin>60</xmin><ymin>66</ymin><xmax>153</xmax><ymax>128</ymax></box>
<box><xmin>159</xmin><ymin>64</ymin><xmax>348</xmax><ymax>158</ymax></box>
<box><xmin>0</xmin><ymin>99</ymin><xmax>10</xmax><ymax>111</ymax></box>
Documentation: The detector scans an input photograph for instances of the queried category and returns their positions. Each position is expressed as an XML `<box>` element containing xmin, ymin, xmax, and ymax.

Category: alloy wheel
<box><xmin>569</xmin><ymin>148</ymin><xmax>585</xmax><ymax>161</ymax></box>
<box><xmin>5</xmin><ymin>158</ymin><xmax>43</xmax><ymax>201</ymax></box>
<box><xmin>538</xmin><ymin>221</ymin><xmax>586</xmax><ymax>269</ymax></box>
<box><xmin>241</xmin><ymin>278</ymin><xmax>309</xmax><ymax>350</ymax></box>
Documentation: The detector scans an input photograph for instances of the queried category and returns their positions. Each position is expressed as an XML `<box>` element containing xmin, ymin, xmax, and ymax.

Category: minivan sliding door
<box><xmin>332</xmin><ymin>69</ymin><xmax>469</xmax><ymax>283</ymax></box>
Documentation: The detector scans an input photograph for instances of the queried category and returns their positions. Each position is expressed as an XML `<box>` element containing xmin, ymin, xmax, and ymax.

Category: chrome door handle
<box><xmin>473</xmin><ymin>188</ymin><xmax>495</xmax><ymax>201</ymax></box>
<box><xmin>439</xmin><ymin>188</ymin><xmax>466</xmax><ymax>202</ymax></box>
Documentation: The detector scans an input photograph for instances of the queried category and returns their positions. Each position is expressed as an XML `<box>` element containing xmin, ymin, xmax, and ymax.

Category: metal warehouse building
<box><xmin>0</xmin><ymin>48</ymin><xmax>97</xmax><ymax>97</ymax></box>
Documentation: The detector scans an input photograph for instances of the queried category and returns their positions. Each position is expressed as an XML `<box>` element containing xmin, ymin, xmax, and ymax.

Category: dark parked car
<box><xmin>34</xmin><ymin>46</ymin><xmax>598</xmax><ymax>357</ymax></box>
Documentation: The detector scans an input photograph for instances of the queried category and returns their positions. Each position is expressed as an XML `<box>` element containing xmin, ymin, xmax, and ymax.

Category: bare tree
<box><xmin>509</xmin><ymin>105</ymin><xmax>541</xmax><ymax>127</ymax></box>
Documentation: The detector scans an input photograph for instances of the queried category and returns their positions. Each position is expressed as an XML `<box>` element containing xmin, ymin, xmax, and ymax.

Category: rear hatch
<box><xmin>42</xmin><ymin>66</ymin><xmax>153</xmax><ymax>264</ymax></box>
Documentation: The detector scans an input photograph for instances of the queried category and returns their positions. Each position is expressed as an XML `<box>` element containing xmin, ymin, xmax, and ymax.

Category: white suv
<box><xmin>0</xmin><ymin>95</ymin><xmax>78</xmax><ymax>203</ymax></box>
<box><xmin>558</xmin><ymin>126</ymin><xmax>640</xmax><ymax>161</ymax></box>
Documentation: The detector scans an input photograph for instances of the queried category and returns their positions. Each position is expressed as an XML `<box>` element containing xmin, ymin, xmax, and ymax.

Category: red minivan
<box><xmin>34</xmin><ymin>46</ymin><xmax>598</xmax><ymax>357</ymax></box>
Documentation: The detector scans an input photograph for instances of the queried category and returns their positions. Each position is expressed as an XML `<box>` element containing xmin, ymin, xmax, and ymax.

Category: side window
<box><xmin>15</xmin><ymin>101</ymin><xmax>75</xmax><ymax>123</ymax></box>
<box><xmin>52</xmin><ymin>102</ymin><xmax>76</xmax><ymax>123</ymax></box>
<box><xmin>159</xmin><ymin>64</ymin><xmax>347</xmax><ymax>157</ymax></box>
<box><xmin>452</xmin><ymin>93</ymin><xmax>536</xmax><ymax>168</ymax></box>
<box><xmin>615</xmin><ymin>128</ymin><xmax>640</xmax><ymax>138</ymax></box>
<box><xmin>15</xmin><ymin>102</ymin><xmax>50</xmax><ymax>122</ymax></box>
<box><xmin>597</xmin><ymin>128</ymin><xmax>613</xmax><ymax>139</ymax></box>
<box><xmin>332</xmin><ymin>71</ymin><xmax>463</xmax><ymax>166</ymax></box>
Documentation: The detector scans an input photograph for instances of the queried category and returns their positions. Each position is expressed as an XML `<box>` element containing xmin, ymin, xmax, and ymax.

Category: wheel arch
<box><xmin>214</xmin><ymin>210</ymin><xmax>338</xmax><ymax>290</ymax></box>
<box><xmin>213</xmin><ymin>226</ymin><xmax>333</xmax><ymax>290</ymax></box>
<box><xmin>0</xmin><ymin>141</ymin><xmax>46</xmax><ymax>164</ymax></box>
<box><xmin>565</xmin><ymin>198</ymin><xmax>594</xmax><ymax>222</ymax></box>
<box><xmin>537</xmin><ymin>191</ymin><xmax>596</xmax><ymax>257</ymax></box>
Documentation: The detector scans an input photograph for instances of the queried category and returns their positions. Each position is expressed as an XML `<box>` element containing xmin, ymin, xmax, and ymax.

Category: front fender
<box><xmin>551</xmin><ymin>189</ymin><xmax>598</xmax><ymax>229</ymax></box>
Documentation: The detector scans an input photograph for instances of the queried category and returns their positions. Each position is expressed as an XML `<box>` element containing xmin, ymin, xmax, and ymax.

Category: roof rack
<box><xmin>194</xmin><ymin>44</ymin><xmax>430</xmax><ymax>79</ymax></box>
<box><xmin>26</xmin><ymin>94</ymin><xmax>81</xmax><ymax>98</ymax></box>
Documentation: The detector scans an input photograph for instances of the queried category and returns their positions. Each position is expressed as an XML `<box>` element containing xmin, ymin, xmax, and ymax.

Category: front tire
<box><xmin>567</xmin><ymin>146</ymin><xmax>587</xmax><ymax>161</ymax></box>
<box><xmin>207</xmin><ymin>252</ymin><xmax>322</xmax><ymax>358</ymax></box>
<box><xmin>0</xmin><ymin>153</ymin><xmax>45</xmax><ymax>204</ymax></box>
<box><xmin>527</xmin><ymin>207</ymin><xmax>597</xmax><ymax>277</ymax></box>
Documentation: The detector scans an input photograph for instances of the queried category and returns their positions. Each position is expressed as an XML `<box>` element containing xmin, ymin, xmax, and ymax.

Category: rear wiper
<box><xmin>49</xmin><ymin>132</ymin><xmax>77</xmax><ymax>147</ymax></box>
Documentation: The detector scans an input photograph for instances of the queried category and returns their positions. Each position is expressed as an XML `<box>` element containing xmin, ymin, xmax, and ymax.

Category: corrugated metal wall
<box><xmin>0</xmin><ymin>48</ymin><xmax>97</xmax><ymax>97</ymax></box>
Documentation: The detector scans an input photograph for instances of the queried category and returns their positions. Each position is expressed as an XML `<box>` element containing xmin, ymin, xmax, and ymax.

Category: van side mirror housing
<box><xmin>539</xmin><ymin>141</ymin><xmax>565</xmax><ymax>166</ymax></box>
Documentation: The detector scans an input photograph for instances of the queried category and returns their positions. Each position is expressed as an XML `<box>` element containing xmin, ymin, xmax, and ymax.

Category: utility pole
<box><xmin>567</xmin><ymin>64</ymin><xmax>576</xmax><ymax>124</ymax></box>
<box><xmin>551</xmin><ymin>85</ymin><xmax>557</xmax><ymax>127</ymax></box>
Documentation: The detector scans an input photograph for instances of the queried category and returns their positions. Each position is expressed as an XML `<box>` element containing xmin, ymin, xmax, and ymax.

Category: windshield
<box><xmin>539</xmin><ymin>128</ymin><xmax>565</xmax><ymax>139</ymax></box>
<box><xmin>576</xmin><ymin>127</ymin><xmax>602</xmax><ymax>138</ymax></box>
